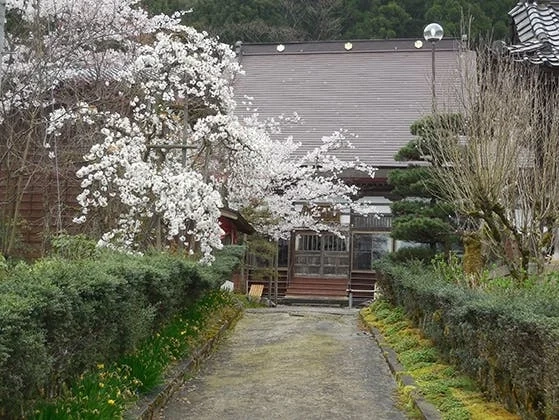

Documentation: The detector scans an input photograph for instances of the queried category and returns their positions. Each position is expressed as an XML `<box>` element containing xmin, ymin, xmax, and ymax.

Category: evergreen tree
<box><xmin>388</xmin><ymin>115</ymin><xmax>463</xmax><ymax>261</ymax></box>
<box><xmin>142</xmin><ymin>0</ymin><xmax>516</xmax><ymax>44</ymax></box>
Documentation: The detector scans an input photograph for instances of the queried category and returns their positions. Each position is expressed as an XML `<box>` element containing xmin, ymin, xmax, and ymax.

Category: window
<box><xmin>323</xmin><ymin>234</ymin><xmax>347</xmax><ymax>252</ymax></box>
<box><xmin>352</xmin><ymin>214</ymin><xmax>392</xmax><ymax>230</ymax></box>
<box><xmin>352</xmin><ymin>233</ymin><xmax>393</xmax><ymax>270</ymax></box>
<box><xmin>296</xmin><ymin>234</ymin><xmax>321</xmax><ymax>251</ymax></box>
<box><xmin>294</xmin><ymin>232</ymin><xmax>349</xmax><ymax>277</ymax></box>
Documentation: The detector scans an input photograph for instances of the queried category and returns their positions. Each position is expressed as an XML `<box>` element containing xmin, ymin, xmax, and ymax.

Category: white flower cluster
<box><xmin>5</xmin><ymin>0</ymin><xmax>377</xmax><ymax>261</ymax></box>
<box><xmin>10</xmin><ymin>0</ymin><xmax>238</xmax><ymax>261</ymax></box>
<box><xmin>226</xmin><ymin>121</ymin><xmax>378</xmax><ymax>240</ymax></box>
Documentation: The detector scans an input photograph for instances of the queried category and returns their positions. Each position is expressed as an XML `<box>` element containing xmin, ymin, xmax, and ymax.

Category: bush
<box><xmin>389</xmin><ymin>246</ymin><xmax>436</xmax><ymax>264</ymax></box>
<box><xmin>0</xmin><ymin>248</ymin><xmax>242</xmax><ymax>418</ymax></box>
<box><xmin>198</xmin><ymin>245</ymin><xmax>246</xmax><ymax>285</ymax></box>
<box><xmin>374</xmin><ymin>259</ymin><xmax>559</xmax><ymax>420</ymax></box>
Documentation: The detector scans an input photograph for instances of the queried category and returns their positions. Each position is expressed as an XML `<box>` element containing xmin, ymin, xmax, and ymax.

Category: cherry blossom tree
<box><xmin>225</xmin><ymin>116</ymin><xmax>375</xmax><ymax>240</ymax></box>
<box><xmin>2</xmin><ymin>0</ymin><xmax>376</xmax><ymax>261</ymax></box>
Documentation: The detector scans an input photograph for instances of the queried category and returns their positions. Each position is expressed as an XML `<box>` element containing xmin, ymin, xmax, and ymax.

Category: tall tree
<box><xmin>2</xmin><ymin>0</ymin><xmax>375</xmax><ymax>260</ymax></box>
<box><xmin>144</xmin><ymin>0</ymin><xmax>516</xmax><ymax>44</ymax></box>
<box><xmin>421</xmin><ymin>49</ymin><xmax>559</xmax><ymax>280</ymax></box>
<box><xmin>388</xmin><ymin>115</ymin><xmax>462</xmax><ymax>259</ymax></box>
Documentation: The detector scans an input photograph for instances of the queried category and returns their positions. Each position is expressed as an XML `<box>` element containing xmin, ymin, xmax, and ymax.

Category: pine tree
<box><xmin>388</xmin><ymin>114</ymin><xmax>463</xmax><ymax>261</ymax></box>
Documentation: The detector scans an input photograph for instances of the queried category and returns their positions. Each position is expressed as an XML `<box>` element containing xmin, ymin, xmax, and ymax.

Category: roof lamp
<box><xmin>423</xmin><ymin>23</ymin><xmax>444</xmax><ymax>43</ymax></box>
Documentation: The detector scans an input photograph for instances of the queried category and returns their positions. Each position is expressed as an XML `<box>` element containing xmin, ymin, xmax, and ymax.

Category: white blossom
<box><xmin>4</xmin><ymin>0</ymin><xmax>377</xmax><ymax>262</ymax></box>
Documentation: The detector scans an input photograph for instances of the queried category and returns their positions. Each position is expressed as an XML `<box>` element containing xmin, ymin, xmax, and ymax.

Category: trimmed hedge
<box><xmin>375</xmin><ymin>260</ymin><xmax>559</xmax><ymax>420</ymax></box>
<box><xmin>0</xmin><ymin>249</ymin><xmax>241</xmax><ymax>417</ymax></box>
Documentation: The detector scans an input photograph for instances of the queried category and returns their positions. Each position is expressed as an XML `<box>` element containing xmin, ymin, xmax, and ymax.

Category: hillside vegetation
<box><xmin>144</xmin><ymin>0</ymin><xmax>516</xmax><ymax>44</ymax></box>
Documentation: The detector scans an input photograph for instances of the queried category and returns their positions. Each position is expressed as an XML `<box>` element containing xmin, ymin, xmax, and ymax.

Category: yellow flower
<box><xmin>108</xmin><ymin>399</ymin><xmax>115</xmax><ymax>405</ymax></box>
<box><xmin>97</xmin><ymin>363</ymin><xmax>104</xmax><ymax>370</ymax></box>
<box><xmin>99</xmin><ymin>382</ymin><xmax>105</xmax><ymax>388</ymax></box>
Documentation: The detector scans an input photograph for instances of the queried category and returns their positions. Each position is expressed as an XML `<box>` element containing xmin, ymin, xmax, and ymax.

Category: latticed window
<box><xmin>352</xmin><ymin>214</ymin><xmax>392</xmax><ymax>230</ymax></box>
<box><xmin>294</xmin><ymin>232</ymin><xmax>349</xmax><ymax>277</ymax></box>
<box><xmin>323</xmin><ymin>235</ymin><xmax>347</xmax><ymax>251</ymax></box>
<box><xmin>296</xmin><ymin>234</ymin><xmax>322</xmax><ymax>251</ymax></box>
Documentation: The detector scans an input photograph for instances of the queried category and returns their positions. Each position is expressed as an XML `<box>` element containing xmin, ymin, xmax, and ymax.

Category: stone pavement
<box><xmin>159</xmin><ymin>306</ymin><xmax>408</xmax><ymax>420</ymax></box>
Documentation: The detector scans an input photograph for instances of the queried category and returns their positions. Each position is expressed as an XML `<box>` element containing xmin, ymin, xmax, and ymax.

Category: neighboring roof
<box><xmin>233</xmin><ymin>39</ymin><xmax>471</xmax><ymax>168</ymax></box>
<box><xmin>507</xmin><ymin>1</ymin><xmax>559</xmax><ymax>67</ymax></box>
<box><xmin>220</xmin><ymin>208</ymin><xmax>255</xmax><ymax>234</ymax></box>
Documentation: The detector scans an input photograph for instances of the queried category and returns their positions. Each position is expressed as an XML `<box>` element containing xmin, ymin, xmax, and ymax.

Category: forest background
<box><xmin>143</xmin><ymin>0</ymin><xmax>517</xmax><ymax>45</ymax></box>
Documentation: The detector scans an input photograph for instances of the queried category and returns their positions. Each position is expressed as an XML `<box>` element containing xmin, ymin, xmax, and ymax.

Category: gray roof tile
<box><xmin>507</xmin><ymin>1</ymin><xmax>559</xmax><ymax>67</ymax></box>
<box><xmin>233</xmin><ymin>39</ymin><xmax>470</xmax><ymax>168</ymax></box>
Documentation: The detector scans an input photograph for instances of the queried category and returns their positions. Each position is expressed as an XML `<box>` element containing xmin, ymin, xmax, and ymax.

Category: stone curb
<box><xmin>359</xmin><ymin>311</ymin><xmax>442</xmax><ymax>420</ymax></box>
<box><xmin>125</xmin><ymin>304</ymin><xmax>244</xmax><ymax>420</ymax></box>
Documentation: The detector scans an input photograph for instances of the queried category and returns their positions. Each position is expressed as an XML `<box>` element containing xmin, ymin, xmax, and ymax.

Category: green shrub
<box><xmin>374</xmin><ymin>259</ymin><xmax>559</xmax><ymax>420</ymax></box>
<box><xmin>49</xmin><ymin>234</ymin><xmax>98</xmax><ymax>260</ymax></box>
<box><xmin>0</xmin><ymin>248</ymin><xmax>243</xmax><ymax>418</ymax></box>
<box><xmin>198</xmin><ymin>245</ymin><xmax>246</xmax><ymax>286</ymax></box>
<box><xmin>33</xmin><ymin>290</ymin><xmax>239</xmax><ymax>418</ymax></box>
<box><xmin>389</xmin><ymin>246</ymin><xmax>436</xmax><ymax>264</ymax></box>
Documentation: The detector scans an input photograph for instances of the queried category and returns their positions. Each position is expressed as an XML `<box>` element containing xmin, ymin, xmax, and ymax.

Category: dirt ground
<box><xmin>159</xmin><ymin>306</ymin><xmax>408</xmax><ymax>420</ymax></box>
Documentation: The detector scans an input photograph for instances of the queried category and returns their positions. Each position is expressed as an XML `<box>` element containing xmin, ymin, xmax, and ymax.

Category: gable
<box><xmin>233</xmin><ymin>39</ymin><xmax>471</xmax><ymax>168</ymax></box>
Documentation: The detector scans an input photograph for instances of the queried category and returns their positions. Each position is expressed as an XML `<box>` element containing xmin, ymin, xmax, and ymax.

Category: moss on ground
<box><xmin>361</xmin><ymin>300</ymin><xmax>520</xmax><ymax>420</ymax></box>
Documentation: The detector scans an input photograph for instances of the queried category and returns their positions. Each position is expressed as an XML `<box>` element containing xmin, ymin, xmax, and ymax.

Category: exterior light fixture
<box><xmin>423</xmin><ymin>23</ymin><xmax>444</xmax><ymax>43</ymax></box>
<box><xmin>423</xmin><ymin>23</ymin><xmax>444</xmax><ymax>113</ymax></box>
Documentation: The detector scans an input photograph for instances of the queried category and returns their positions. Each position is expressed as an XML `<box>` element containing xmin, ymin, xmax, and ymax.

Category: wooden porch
<box><xmin>245</xmin><ymin>211</ymin><xmax>391</xmax><ymax>306</ymax></box>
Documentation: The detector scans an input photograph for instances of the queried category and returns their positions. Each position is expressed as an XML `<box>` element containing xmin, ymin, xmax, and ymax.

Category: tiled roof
<box><xmin>233</xmin><ymin>39</ymin><xmax>470</xmax><ymax>168</ymax></box>
<box><xmin>507</xmin><ymin>1</ymin><xmax>559</xmax><ymax>67</ymax></box>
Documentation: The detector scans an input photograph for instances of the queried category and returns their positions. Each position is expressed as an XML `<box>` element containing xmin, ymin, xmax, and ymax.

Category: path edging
<box><xmin>359</xmin><ymin>311</ymin><xmax>442</xmax><ymax>420</ymax></box>
<box><xmin>125</xmin><ymin>303</ymin><xmax>244</xmax><ymax>420</ymax></box>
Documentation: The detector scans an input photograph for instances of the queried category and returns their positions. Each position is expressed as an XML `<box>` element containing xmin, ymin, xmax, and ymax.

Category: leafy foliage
<box><xmin>389</xmin><ymin>115</ymin><xmax>462</xmax><ymax>255</ymax></box>
<box><xmin>49</xmin><ymin>234</ymin><xmax>98</xmax><ymax>260</ymax></box>
<box><xmin>389</xmin><ymin>246</ymin><xmax>436</xmax><ymax>264</ymax></box>
<box><xmin>391</xmin><ymin>215</ymin><xmax>454</xmax><ymax>244</ymax></box>
<box><xmin>33</xmin><ymin>290</ymin><xmax>240</xmax><ymax>418</ymax></box>
<box><xmin>144</xmin><ymin>0</ymin><xmax>516</xmax><ymax>44</ymax></box>
<box><xmin>361</xmin><ymin>301</ymin><xmax>516</xmax><ymax>420</ymax></box>
<box><xmin>374</xmin><ymin>259</ymin><xmax>559</xmax><ymax>419</ymax></box>
<box><xmin>0</xmin><ymin>249</ymin><xmax>242</xmax><ymax>418</ymax></box>
<box><xmin>198</xmin><ymin>245</ymin><xmax>246</xmax><ymax>285</ymax></box>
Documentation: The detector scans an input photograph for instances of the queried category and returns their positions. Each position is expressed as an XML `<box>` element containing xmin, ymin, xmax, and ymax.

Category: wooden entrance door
<box><xmin>293</xmin><ymin>232</ymin><xmax>349</xmax><ymax>278</ymax></box>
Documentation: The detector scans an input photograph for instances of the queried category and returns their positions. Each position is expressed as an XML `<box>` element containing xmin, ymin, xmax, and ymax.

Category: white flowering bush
<box><xmin>3</xmin><ymin>0</ymin><xmax>376</xmax><ymax>261</ymax></box>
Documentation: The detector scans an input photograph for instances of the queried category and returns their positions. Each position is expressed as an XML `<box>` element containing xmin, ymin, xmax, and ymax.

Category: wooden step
<box><xmin>281</xmin><ymin>295</ymin><xmax>349</xmax><ymax>306</ymax></box>
<box><xmin>286</xmin><ymin>276</ymin><xmax>348</xmax><ymax>299</ymax></box>
<box><xmin>348</xmin><ymin>271</ymin><xmax>377</xmax><ymax>305</ymax></box>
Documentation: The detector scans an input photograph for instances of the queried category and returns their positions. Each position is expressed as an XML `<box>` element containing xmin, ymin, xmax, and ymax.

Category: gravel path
<box><xmin>159</xmin><ymin>306</ymin><xmax>407</xmax><ymax>420</ymax></box>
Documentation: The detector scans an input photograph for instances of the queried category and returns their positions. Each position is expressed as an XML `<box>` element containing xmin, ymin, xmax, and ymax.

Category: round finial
<box><xmin>423</xmin><ymin>23</ymin><xmax>444</xmax><ymax>43</ymax></box>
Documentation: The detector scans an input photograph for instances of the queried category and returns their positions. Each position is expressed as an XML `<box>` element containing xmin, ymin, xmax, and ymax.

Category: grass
<box><xmin>232</xmin><ymin>293</ymin><xmax>268</xmax><ymax>308</ymax></box>
<box><xmin>32</xmin><ymin>290</ymin><xmax>242</xmax><ymax>419</ymax></box>
<box><xmin>361</xmin><ymin>300</ymin><xmax>520</xmax><ymax>420</ymax></box>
